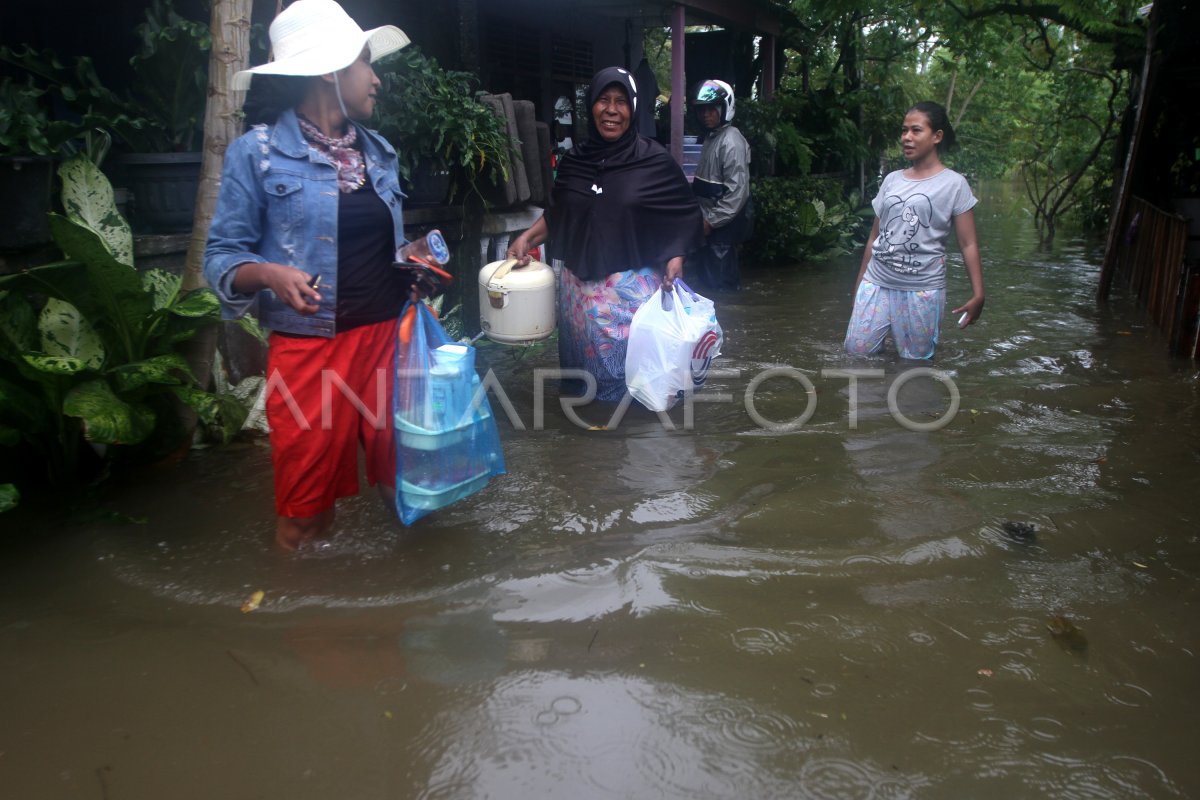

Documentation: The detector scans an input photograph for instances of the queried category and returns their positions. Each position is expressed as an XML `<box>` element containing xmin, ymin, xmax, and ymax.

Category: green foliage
<box><xmin>0</xmin><ymin>46</ymin><xmax>149</xmax><ymax>161</ymax></box>
<box><xmin>764</xmin><ymin>0</ymin><xmax>1143</xmax><ymax>240</ymax></box>
<box><xmin>914</xmin><ymin>14</ymin><xmax>1130</xmax><ymax>237</ymax></box>
<box><xmin>0</xmin><ymin>77</ymin><xmax>78</xmax><ymax>158</ymax></box>
<box><xmin>0</xmin><ymin>157</ymin><xmax>240</xmax><ymax>502</ymax></box>
<box><xmin>737</xmin><ymin>96</ymin><xmax>814</xmax><ymax>177</ymax></box>
<box><xmin>0</xmin><ymin>0</ymin><xmax>209</xmax><ymax>156</ymax></box>
<box><xmin>745</xmin><ymin>175</ymin><xmax>866</xmax><ymax>264</ymax></box>
<box><xmin>126</xmin><ymin>0</ymin><xmax>212</xmax><ymax>152</ymax></box>
<box><xmin>373</xmin><ymin>47</ymin><xmax>511</xmax><ymax>197</ymax></box>
<box><xmin>0</xmin><ymin>483</ymin><xmax>17</xmax><ymax>513</ymax></box>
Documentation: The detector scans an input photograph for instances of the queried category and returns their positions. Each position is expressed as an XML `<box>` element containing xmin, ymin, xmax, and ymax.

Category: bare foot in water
<box><xmin>276</xmin><ymin>509</ymin><xmax>334</xmax><ymax>551</ymax></box>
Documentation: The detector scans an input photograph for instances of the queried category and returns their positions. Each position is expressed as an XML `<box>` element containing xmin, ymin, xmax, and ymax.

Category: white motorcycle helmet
<box><xmin>691</xmin><ymin>79</ymin><xmax>735</xmax><ymax>124</ymax></box>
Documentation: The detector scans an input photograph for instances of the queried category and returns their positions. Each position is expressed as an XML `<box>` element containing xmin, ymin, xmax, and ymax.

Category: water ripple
<box><xmin>1104</xmin><ymin>681</ymin><xmax>1153</xmax><ymax>708</ymax></box>
<box><xmin>798</xmin><ymin>757</ymin><xmax>929</xmax><ymax>800</ymax></box>
<box><xmin>731</xmin><ymin>626</ymin><xmax>793</xmax><ymax>655</ymax></box>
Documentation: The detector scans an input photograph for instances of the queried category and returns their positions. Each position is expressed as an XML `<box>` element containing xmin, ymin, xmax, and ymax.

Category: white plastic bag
<box><xmin>625</xmin><ymin>280</ymin><xmax>723</xmax><ymax>411</ymax></box>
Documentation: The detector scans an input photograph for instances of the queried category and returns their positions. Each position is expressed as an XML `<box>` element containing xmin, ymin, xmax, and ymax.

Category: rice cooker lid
<box><xmin>483</xmin><ymin>258</ymin><xmax>554</xmax><ymax>289</ymax></box>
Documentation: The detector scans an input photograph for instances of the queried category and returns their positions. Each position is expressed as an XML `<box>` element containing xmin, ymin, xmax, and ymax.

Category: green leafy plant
<box><xmin>0</xmin><ymin>45</ymin><xmax>151</xmax><ymax>161</ymax></box>
<box><xmin>373</xmin><ymin>46</ymin><xmax>511</xmax><ymax>197</ymax></box>
<box><xmin>0</xmin><ymin>0</ymin><xmax>209</xmax><ymax>156</ymax></box>
<box><xmin>0</xmin><ymin>482</ymin><xmax>17</xmax><ymax>513</ymax></box>
<box><xmin>745</xmin><ymin>175</ymin><xmax>866</xmax><ymax>265</ymax></box>
<box><xmin>126</xmin><ymin>0</ymin><xmax>212</xmax><ymax>152</ymax></box>
<box><xmin>737</xmin><ymin>96</ymin><xmax>814</xmax><ymax>178</ymax></box>
<box><xmin>0</xmin><ymin>157</ymin><xmax>245</xmax><ymax>502</ymax></box>
<box><xmin>0</xmin><ymin>77</ymin><xmax>76</xmax><ymax>158</ymax></box>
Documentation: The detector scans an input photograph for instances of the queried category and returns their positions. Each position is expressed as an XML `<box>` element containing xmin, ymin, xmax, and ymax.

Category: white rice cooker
<box><xmin>478</xmin><ymin>258</ymin><xmax>556</xmax><ymax>344</ymax></box>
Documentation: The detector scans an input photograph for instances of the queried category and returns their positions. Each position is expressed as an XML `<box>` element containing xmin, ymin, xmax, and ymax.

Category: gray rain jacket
<box><xmin>693</xmin><ymin>123</ymin><xmax>751</xmax><ymax>231</ymax></box>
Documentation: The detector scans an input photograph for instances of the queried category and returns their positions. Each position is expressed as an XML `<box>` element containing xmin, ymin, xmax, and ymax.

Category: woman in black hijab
<box><xmin>508</xmin><ymin>67</ymin><xmax>704</xmax><ymax>402</ymax></box>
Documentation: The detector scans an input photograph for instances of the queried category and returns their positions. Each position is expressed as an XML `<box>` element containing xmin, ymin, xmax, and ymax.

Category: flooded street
<box><xmin>3</xmin><ymin>182</ymin><xmax>1199</xmax><ymax>798</ymax></box>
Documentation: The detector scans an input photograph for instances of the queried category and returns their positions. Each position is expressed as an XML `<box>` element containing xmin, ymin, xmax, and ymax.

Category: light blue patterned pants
<box><xmin>844</xmin><ymin>280</ymin><xmax>945</xmax><ymax>360</ymax></box>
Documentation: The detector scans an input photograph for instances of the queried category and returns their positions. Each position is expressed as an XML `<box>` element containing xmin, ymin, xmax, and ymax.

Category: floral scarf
<box><xmin>297</xmin><ymin>114</ymin><xmax>366</xmax><ymax>193</ymax></box>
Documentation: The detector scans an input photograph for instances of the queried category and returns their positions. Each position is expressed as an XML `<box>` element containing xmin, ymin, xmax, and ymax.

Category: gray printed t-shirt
<box><xmin>863</xmin><ymin>168</ymin><xmax>977</xmax><ymax>291</ymax></box>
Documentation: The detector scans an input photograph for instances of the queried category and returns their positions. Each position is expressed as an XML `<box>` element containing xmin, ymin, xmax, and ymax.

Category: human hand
<box><xmin>662</xmin><ymin>257</ymin><xmax>684</xmax><ymax>293</ymax></box>
<box><xmin>506</xmin><ymin>234</ymin><xmax>532</xmax><ymax>266</ymax></box>
<box><xmin>408</xmin><ymin>282</ymin><xmax>424</xmax><ymax>304</ymax></box>
<box><xmin>398</xmin><ymin>263</ymin><xmax>450</xmax><ymax>304</ymax></box>
<box><xmin>245</xmin><ymin>262</ymin><xmax>322</xmax><ymax>314</ymax></box>
<box><xmin>952</xmin><ymin>296</ymin><xmax>985</xmax><ymax>327</ymax></box>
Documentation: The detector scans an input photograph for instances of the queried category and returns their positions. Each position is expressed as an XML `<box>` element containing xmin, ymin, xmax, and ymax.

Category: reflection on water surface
<box><xmin>1</xmin><ymin>183</ymin><xmax>1198</xmax><ymax>798</ymax></box>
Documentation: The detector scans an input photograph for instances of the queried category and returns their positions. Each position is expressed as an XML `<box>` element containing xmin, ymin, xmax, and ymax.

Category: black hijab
<box><xmin>546</xmin><ymin>67</ymin><xmax>703</xmax><ymax>282</ymax></box>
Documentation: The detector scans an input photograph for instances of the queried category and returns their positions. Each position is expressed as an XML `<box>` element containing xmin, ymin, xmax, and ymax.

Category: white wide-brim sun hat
<box><xmin>233</xmin><ymin>0</ymin><xmax>409</xmax><ymax>91</ymax></box>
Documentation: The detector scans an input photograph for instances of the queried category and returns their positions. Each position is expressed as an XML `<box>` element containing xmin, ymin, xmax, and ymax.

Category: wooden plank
<box><xmin>1098</xmin><ymin>4</ymin><xmax>1161</xmax><ymax>301</ymax></box>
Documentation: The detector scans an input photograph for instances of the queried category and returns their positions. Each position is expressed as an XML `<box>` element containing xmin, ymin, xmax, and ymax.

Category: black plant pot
<box><xmin>402</xmin><ymin>160</ymin><xmax>452</xmax><ymax>207</ymax></box>
<box><xmin>0</xmin><ymin>157</ymin><xmax>55</xmax><ymax>251</ymax></box>
<box><xmin>111</xmin><ymin>152</ymin><xmax>203</xmax><ymax>234</ymax></box>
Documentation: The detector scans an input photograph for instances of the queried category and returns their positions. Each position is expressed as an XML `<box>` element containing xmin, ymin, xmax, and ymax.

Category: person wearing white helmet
<box><xmin>690</xmin><ymin>79</ymin><xmax>752</xmax><ymax>291</ymax></box>
<box><xmin>205</xmin><ymin>0</ymin><xmax>418</xmax><ymax>550</ymax></box>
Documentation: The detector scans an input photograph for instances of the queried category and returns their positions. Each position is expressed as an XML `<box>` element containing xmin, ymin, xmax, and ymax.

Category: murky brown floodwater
<box><xmin>3</xmin><ymin>181</ymin><xmax>1199</xmax><ymax>799</ymax></box>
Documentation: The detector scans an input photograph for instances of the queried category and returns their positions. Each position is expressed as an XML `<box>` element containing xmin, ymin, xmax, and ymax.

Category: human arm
<box><xmin>505</xmin><ymin>215</ymin><xmax>549</xmax><ymax>266</ymax></box>
<box><xmin>854</xmin><ymin>217</ymin><xmax>881</xmax><ymax>292</ymax></box>
<box><xmin>950</xmin><ymin>209</ymin><xmax>985</xmax><ymax>324</ymax></box>
<box><xmin>231</xmin><ymin>261</ymin><xmax>322</xmax><ymax>314</ymax></box>
<box><xmin>204</xmin><ymin>134</ymin><xmax>322</xmax><ymax>316</ymax></box>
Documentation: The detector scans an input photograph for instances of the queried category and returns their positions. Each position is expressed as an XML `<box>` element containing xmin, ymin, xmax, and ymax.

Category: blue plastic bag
<box><xmin>393</xmin><ymin>301</ymin><xmax>505</xmax><ymax>525</ymax></box>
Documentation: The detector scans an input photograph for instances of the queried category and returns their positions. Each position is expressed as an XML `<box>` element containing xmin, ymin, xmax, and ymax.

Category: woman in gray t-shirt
<box><xmin>845</xmin><ymin>101</ymin><xmax>985</xmax><ymax>359</ymax></box>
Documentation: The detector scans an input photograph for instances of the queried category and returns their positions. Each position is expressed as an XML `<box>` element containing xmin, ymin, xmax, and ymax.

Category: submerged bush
<box><xmin>746</xmin><ymin>175</ymin><xmax>868</xmax><ymax>265</ymax></box>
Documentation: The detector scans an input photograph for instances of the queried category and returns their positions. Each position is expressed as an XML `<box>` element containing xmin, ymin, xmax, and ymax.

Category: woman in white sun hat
<box><xmin>205</xmin><ymin>0</ymin><xmax>416</xmax><ymax>551</ymax></box>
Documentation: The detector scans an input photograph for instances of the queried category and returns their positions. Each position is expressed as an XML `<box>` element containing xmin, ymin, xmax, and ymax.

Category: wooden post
<box><xmin>762</xmin><ymin>34</ymin><xmax>775</xmax><ymax>99</ymax></box>
<box><xmin>183</xmin><ymin>0</ymin><xmax>251</xmax><ymax>294</ymax></box>
<box><xmin>1097</xmin><ymin>2</ymin><xmax>1159</xmax><ymax>302</ymax></box>
<box><xmin>180</xmin><ymin>0</ymin><xmax>253</xmax><ymax>405</ymax></box>
<box><xmin>670</xmin><ymin>3</ymin><xmax>686</xmax><ymax>166</ymax></box>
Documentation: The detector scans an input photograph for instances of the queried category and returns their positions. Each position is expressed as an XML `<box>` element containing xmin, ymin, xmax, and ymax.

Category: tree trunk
<box><xmin>952</xmin><ymin>77</ymin><xmax>984</xmax><ymax>129</ymax></box>
<box><xmin>180</xmin><ymin>0</ymin><xmax>252</xmax><ymax>398</ymax></box>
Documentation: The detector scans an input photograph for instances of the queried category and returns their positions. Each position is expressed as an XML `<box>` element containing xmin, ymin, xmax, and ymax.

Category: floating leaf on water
<box><xmin>240</xmin><ymin>589</ymin><xmax>264</xmax><ymax>613</ymax></box>
<box><xmin>1046</xmin><ymin>614</ymin><xmax>1088</xmax><ymax>653</ymax></box>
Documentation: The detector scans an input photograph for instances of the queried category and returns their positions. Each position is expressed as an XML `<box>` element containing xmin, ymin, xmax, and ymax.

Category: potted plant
<box><xmin>1</xmin><ymin>0</ymin><xmax>212</xmax><ymax>234</ymax></box>
<box><xmin>373</xmin><ymin>47</ymin><xmax>511</xmax><ymax>205</ymax></box>
<box><xmin>0</xmin><ymin>76</ymin><xmax>65</xmax><ymax>250</ymax></box>
<box><xmin>0</xmin><ymin>41</ymin><xmax>157</xmax><ymax>241</ymax></box>
<box><xmin>0</xmin><ymin>50</ymin><xmax>133</xmax><ymax>250</ymax></box>
<box><xmin>106</xmin><ymin>0</ymin><xmax>212</xmax><ymax>233</ymax></box>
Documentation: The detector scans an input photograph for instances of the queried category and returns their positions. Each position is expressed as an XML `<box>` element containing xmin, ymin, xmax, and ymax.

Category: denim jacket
<box><xmin>204</xmin><ymin>108</ymin><xmax>406</xmax><ymax>337</ymax></box>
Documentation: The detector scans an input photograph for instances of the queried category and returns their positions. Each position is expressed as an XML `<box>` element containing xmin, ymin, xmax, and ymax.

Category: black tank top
<box><xmin>335</xmin><ymin>184</ymin><xmax>407</xmax><ymax>331</ymax></box>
